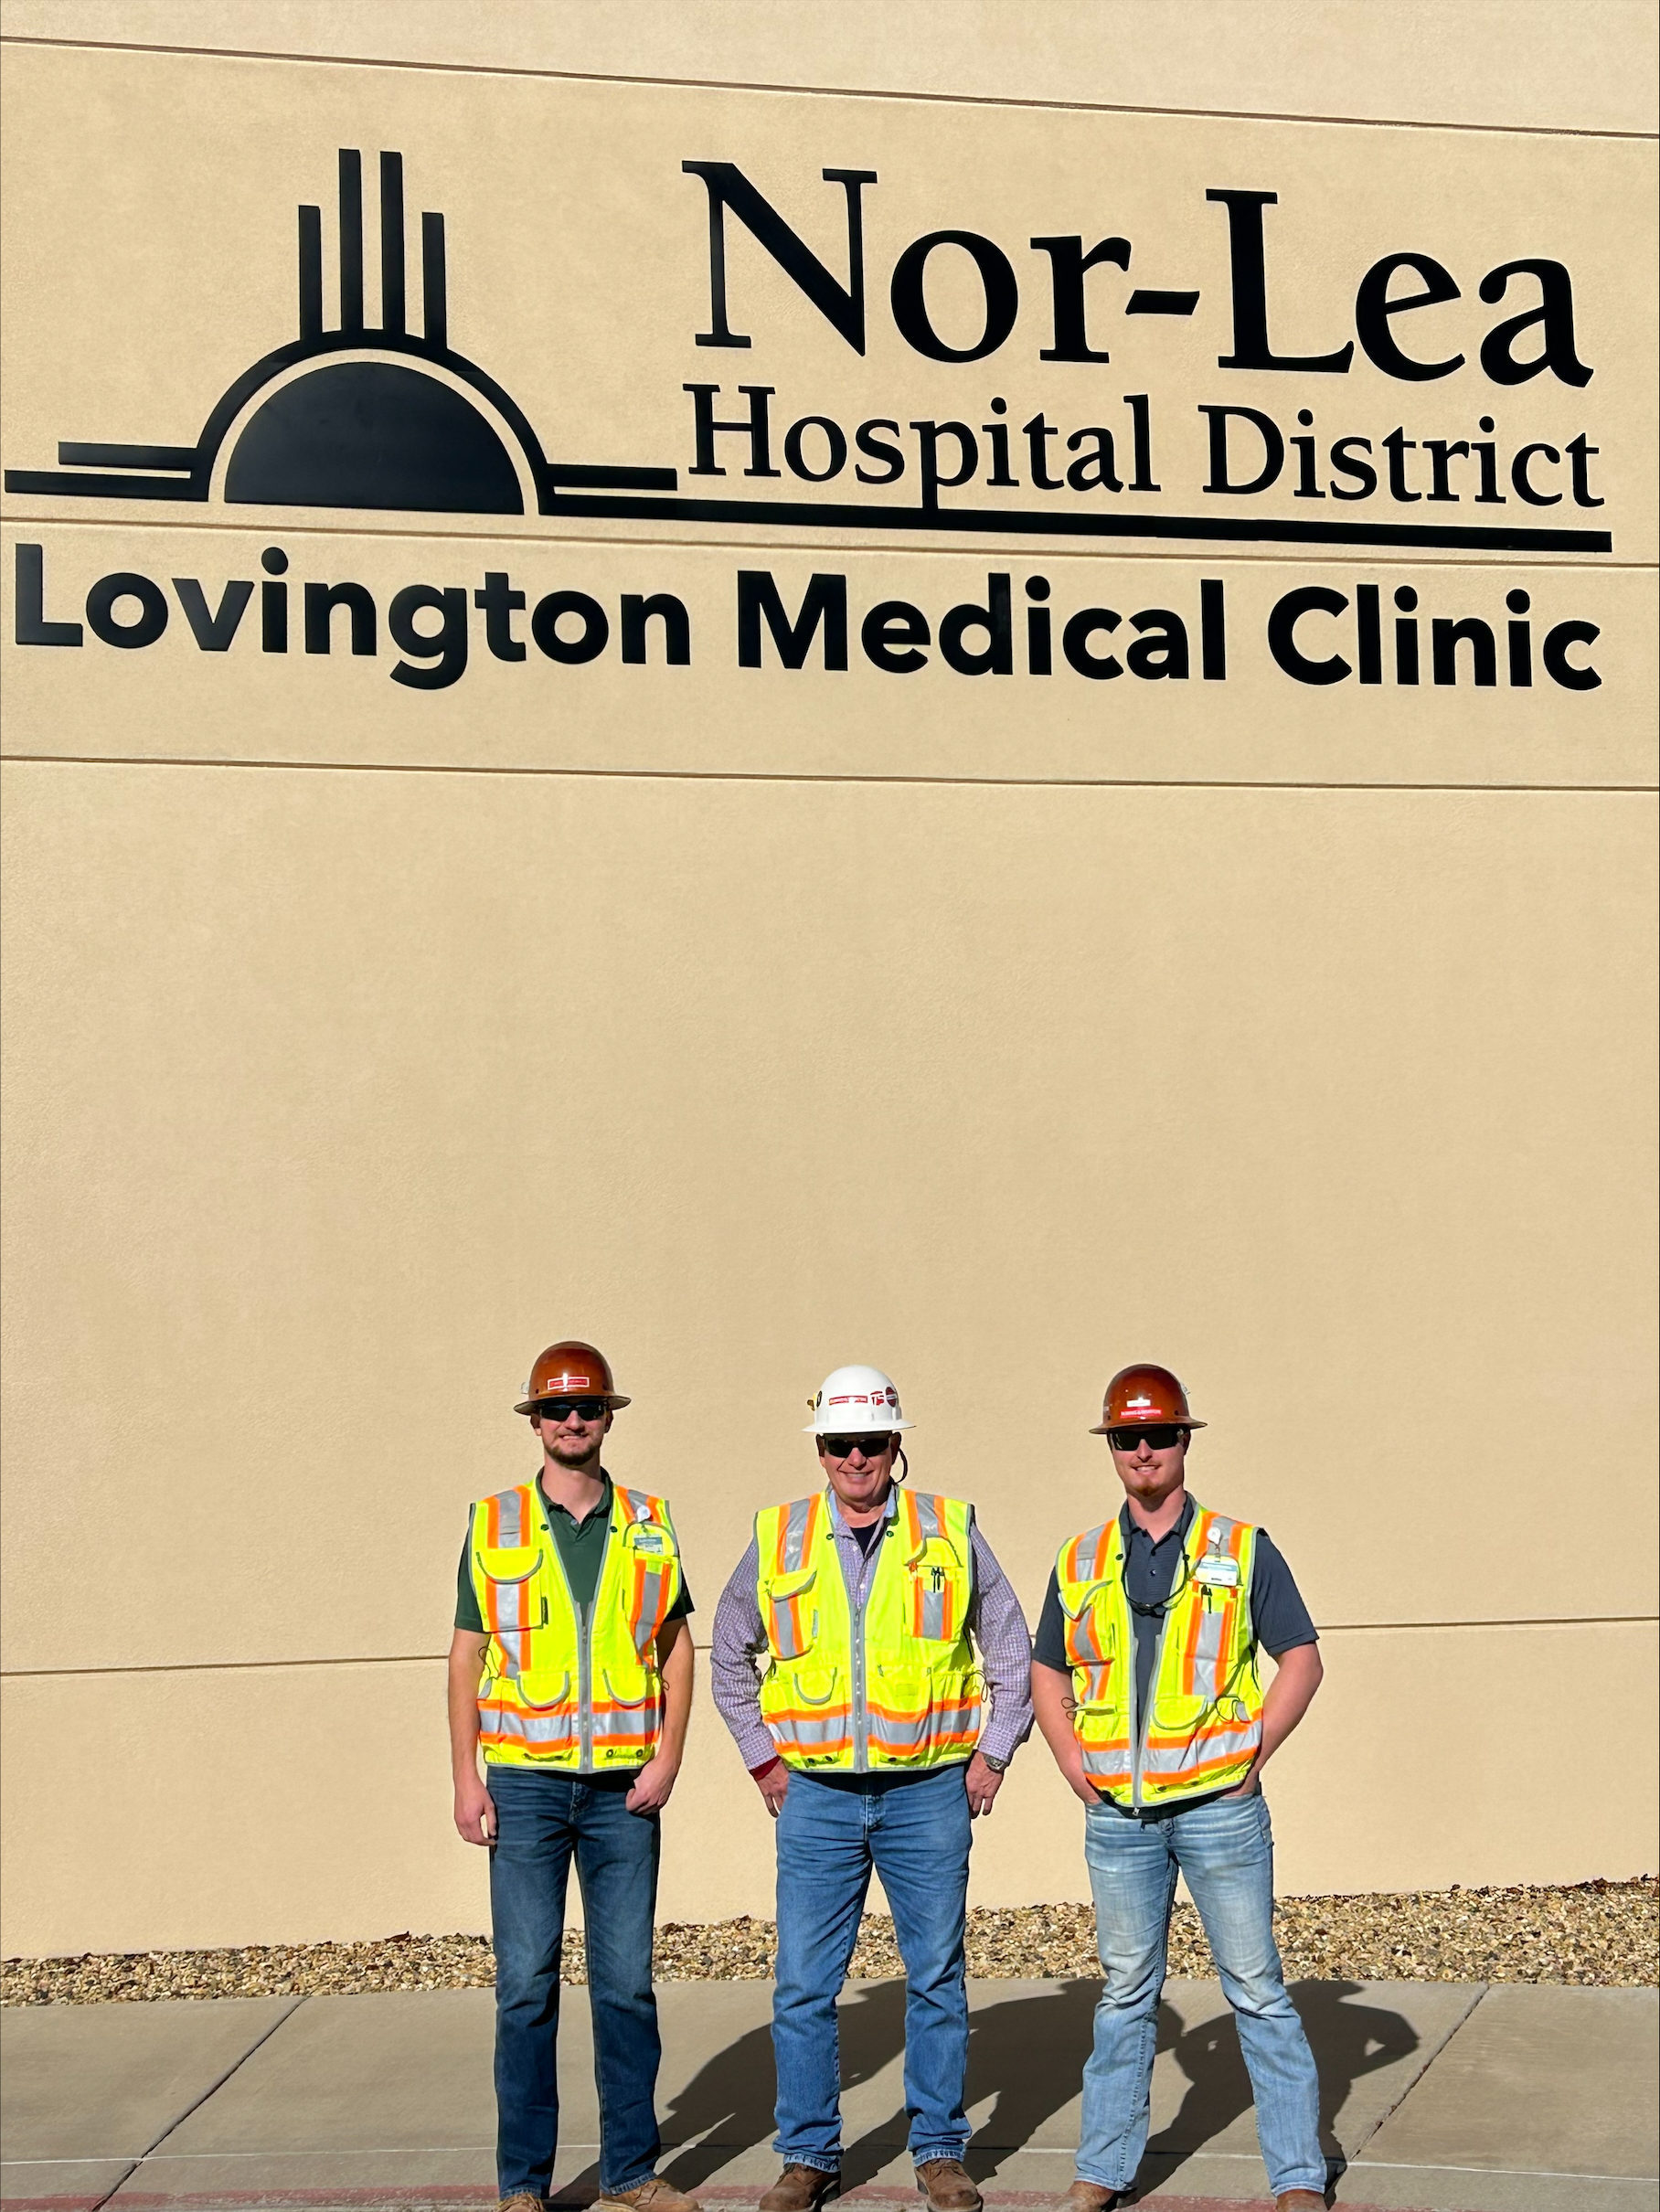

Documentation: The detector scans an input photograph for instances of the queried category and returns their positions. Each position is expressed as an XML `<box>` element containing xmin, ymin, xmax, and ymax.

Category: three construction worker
<box><xmin>710</xmin><ymin>1366</ymin><xmax>1034</xmax><ymax>2212</ymax></box>
<box><xmin>1032</xmin><ymin>1364</ymin><xmax>1327</xmax><ymax>2212</ymax></box>
<box><xmin>448</xmin><ymin>1342</ymin><xmax>702</xmax><ymax>2212</ymax></box>
<box><xmin>452</xmin><ymin>1347</ymin><xmax>1325</xmax><ymax>2212</ymax></box>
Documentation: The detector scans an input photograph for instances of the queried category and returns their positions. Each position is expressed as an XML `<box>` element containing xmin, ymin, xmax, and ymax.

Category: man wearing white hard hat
<box><xmin>711</xmin><ymin>1366</ymin><xmax>1034</xmax><ymax>2212</ymax></box>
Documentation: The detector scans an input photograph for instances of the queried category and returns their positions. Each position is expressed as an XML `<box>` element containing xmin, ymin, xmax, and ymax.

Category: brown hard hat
<box><xmin>1090</xmin><ymin>1362</ymin><xmax>1206</xmax><ymax>1435</ymax></box>
<box><xmin>515</xmin><ymin>1340</ymin><xmax>631</xmax><ymax>1416</ymax></box>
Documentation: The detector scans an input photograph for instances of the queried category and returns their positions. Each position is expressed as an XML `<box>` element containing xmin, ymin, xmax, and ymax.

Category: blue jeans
<box><xmin>772</xmin><ymin>1764</ymin><xmax>973</xmax><ymax>2172</ymax></box>
<box><xmin>1078</xmin><ymin>1792</ymin><xmax>1325</xmax><ymax>2199</ymax></box>
<box><xmin>488</xmin><ymin>1765</ymin><xmax>663</xmax><ymax>2198</ymax></box>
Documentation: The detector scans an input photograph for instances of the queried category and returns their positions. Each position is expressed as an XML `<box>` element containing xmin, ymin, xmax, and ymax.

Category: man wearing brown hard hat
<box><xmin>1032</xmin><ymin>1366</ymin><xmax>1327</xmax><ymax>2212</ymax></box>
<box><xmin>448</xmin><ymin>1342</ymin><xmax>699</xmax><ymax>2212</ymax></box>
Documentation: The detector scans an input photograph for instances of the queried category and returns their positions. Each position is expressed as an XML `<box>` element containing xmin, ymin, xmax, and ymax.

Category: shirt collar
<box><xmin>826</xmin><ymin>1485</ymin><xmax>899</xmax><ymax>1539</ymax></box>
<box><xmin>1120</xmin><ymin>1492</ymin><xmax>1194</xmax><ymax>1549</ymax></box>
<box><xmin>538</xmin><ymin>1470</ymin><xmax>612</xmax><ymax>1526</ymax></box>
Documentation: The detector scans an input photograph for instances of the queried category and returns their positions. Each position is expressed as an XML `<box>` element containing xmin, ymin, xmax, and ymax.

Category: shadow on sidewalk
<box><xmin>1142</xmin><ymin>1978</ymin><xmax>1419</xmax><ymax>2179</ymax></box>
<box><xmin>658</xmin><ymin>1983</ymin><xmax>910</xmax><ymax>2192</ymax></box>
<box><xmin>845</xmin><ymin>1981</ymin><xmax>1101</xmax><ymax>2187</ymax></box>
<box><xmin>568</xmin><ymin>1974</ymin><xmax>1418</xmax><ymax>2200</ymax></box>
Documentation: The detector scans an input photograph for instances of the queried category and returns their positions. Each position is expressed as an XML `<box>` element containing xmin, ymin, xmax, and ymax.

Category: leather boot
<box><xmin>915</xmin><ymin>2160</ymin><xmax>983</xmax><ymax>2212</ymax></box>
<box><xmin>593</xmin><ymin>2182</ymin><xmax>703</xmax><ymax>2212</ymax></box>
<box><xmin>1054</xmin><ymin>2185</ymin><xmax>1121</xmax><ymax>2212</ymax></box>
<box><xmin>759</xmin><ymin>2166</ymin><xmax>839</xmax><ymax>2212</ymax></box>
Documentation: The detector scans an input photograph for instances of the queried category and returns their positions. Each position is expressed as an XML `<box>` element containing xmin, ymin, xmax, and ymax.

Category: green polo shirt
<box><xmin>455</xmin><ymin>1472</ymin><xmax>694</xmax><ymax>1630</ymax></box>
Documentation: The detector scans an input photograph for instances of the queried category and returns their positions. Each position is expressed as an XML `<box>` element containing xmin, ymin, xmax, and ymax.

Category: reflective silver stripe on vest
<box><xmin>918</xmin><ymin>1579</ymin><xmax>946</xmax><ymax>1640</ymax></box>
<box><xmin>1081</xmin><ymin>1743</ymin><xmax>1132</xmax><ymax>1774</ymax></box>
<box><xmin>486</xmin><ymin>1705</ymin><xmax>579</xmax><ymax>1746</ymax></box>
<box><xmin>911</xmin><ymin>1493</ymin><xmax>943</xmax><ymax>1543</ymax></box>
<box><xmin>1140</xmin><ymin>1720</ymin><xmax>1261</xmax><ymax>1774</ymax></box>
<box><xmin>772</xmin><ymin>1710</ymin><xmax>853</xmax><ymax>1750</ymax></box>
<box><xmin>495</xmin><ymin>1630</ymin><xmax>525</xmax><ymax>1680</ymax></box>
<box><xmin>592</xmin><ymin>1700</ymin><xmax>659</xmax><ymax>1739</ymax></box>
<box><xmin>780</xmin><ymin>1496</ymin><xmax>814</xmax><ymax>1572</ymax></box>
<box><xmin>1191</xmin><ymin>1601</ymin><xmax>1226</xmax><ymax>1697</ymax></box>
<box><xmin>496</xmin><ymin>1487</ymin><xmax>527</xmax><ymax>1547</ymax></box>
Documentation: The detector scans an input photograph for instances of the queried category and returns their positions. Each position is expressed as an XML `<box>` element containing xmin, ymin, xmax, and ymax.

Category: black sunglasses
<box><xmin>538</xmin><ymin>1397</ymin><xmax>609</xmax><ymax>1422</ymax></box>
<box><xmin>1107</xmin><ymin>1423</ymin><xmax>1187</xmax><ymax>1452</ymax></box>
<box><xmin>818</xmin><ymin>1433</ymin><xmax>894</xmax><ymax>1460</ymax></box>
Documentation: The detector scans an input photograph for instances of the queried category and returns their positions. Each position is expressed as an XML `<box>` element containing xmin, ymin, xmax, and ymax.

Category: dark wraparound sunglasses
<box><xmin>538</xmin><ymin>1397</ymin><xmax>609</xmax><ymax>1421</ymax></box>
<box><xmin>1107</xmin><ymin>1423</ymin><xmax>1187</xmax><ymax>1452</ymax></box>
<box><xmin>819</xmin><ymin>1433</ymin><xmax>895</xmax><ymax>1460</ymax></box>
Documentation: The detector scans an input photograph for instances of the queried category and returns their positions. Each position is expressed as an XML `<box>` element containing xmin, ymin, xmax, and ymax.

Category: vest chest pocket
<box><xmin>763</xmin><ymin>1568</ymin><xmax>819</xmax><ymax>1661</ymax></box>
<box><xmin>475</xmin><ymin>1545</ymin><xmax>550</xmax><ymax>1634</ymax></box>
<box><xmin>1059</xmin><ymin>1582</ymin><xmax>1115</xmax><ymax>1669</ymax></box>
<box><xmin>907</xmin><ymin>1543</ymin><xmax>968</xmax><ymax>1643</ymax></box>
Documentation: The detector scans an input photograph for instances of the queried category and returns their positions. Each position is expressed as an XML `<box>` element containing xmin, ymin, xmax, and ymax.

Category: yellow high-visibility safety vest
<box><xmin>468</xmin><ymin>1482</ymin><xmax>682</xmax><ymax>1770</ymax></box>
<box><xmin>1056</xmin><ymin>1504</ymin><xmax>1262</xmax><ymax>1809</ymax></box>
<box><xmin>755</xmin><ymin>1490</ymin><xmax>983</xmax><ymax>1771</ymax></box>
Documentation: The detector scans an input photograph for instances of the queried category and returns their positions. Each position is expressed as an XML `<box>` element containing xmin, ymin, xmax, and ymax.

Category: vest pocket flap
<box><xmin>515</xmin><ymin>1669</ymin><xmax>573</xmax><ymax>1711</ymax></box>
<box><xmin>475</xmin><ymin>1544</ymin><xmax>545</xmax><ymax>1587</ymax></box>
<box><xmin>765</xmin><ymin>1568</ymin><xmax>817</xmax><ymax>1603</ymax></box>
<box><xmin>1058</xmin><ymin>1579</ymin><xmax>1110</xmax><ymax>1621</ymax></box>
<box><xmin>601</xmin><ymin>1668</ymin><xmax>658</xmax><ymax>1709</ymax></box>
<box><xmin>787</xmin><ymin>1665</ymin><xmax>842</xmax><ymax>1707</ymax></box>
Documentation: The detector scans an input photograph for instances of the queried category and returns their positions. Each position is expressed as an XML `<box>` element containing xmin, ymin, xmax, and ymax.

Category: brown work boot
<box><xmin>760</xmin><ymin>2168</ymin><xmax>839</xmax><ymax>2212</ymax></box>
<box><xmin>1273</xmin><ymin>2195</ymin><xmax>1326</xmax><ymax>2210</ymax></box>
<box><xmin>499</xmin><ymin>2197</ymin><xmax>544</xmax><ymax>2212</ymax></box>
<box><xmin>915</xmin><ymin>2160</ymin><xmax>982</xmax><ymax>2212</ymax></box>
<box><xmin>1054</xmin><ymin>2185</ymin><xmax>1122</xmax><ymax>2212</ymax></box>
<box><xmin>593</xmin><ymin>2183</ymin><xmax>703</xmax><ymax>2212</ymax></box>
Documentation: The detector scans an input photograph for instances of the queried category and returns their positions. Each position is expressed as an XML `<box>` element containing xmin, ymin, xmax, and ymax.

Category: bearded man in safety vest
<box><xmin>448</xmin><ymin>1341</ymin><xmax>700</xmax><ymax>2212</ymax></box>
<box><xmin>1032</xmin><ymin>1365</ymin><xmax>1327</xmax><ymax>2212</ymax></box>
<box><xmin>711</xmin><ymin>1365</ymin><xmax>1034</xmax><ymax>2212</ymax></box>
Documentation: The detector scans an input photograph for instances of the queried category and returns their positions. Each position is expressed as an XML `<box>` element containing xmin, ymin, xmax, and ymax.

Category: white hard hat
<box><xmin>804</xmin><ymin>1364</ymin><xmax>913</xmax><ymax>1434</ymax></box>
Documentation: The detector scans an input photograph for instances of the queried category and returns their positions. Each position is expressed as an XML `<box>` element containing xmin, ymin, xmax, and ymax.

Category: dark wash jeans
<box><xmin>488</xmin><ymin>1763</ymin><xmax>662</xmax><ymax>2198</ymax></box>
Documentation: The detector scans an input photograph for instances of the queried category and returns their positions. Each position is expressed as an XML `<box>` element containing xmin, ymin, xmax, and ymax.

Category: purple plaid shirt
<box><xmin>710</xmin><ymin>1488</ymin><xmax>1034</xmax><ymax>1771</ymax></box>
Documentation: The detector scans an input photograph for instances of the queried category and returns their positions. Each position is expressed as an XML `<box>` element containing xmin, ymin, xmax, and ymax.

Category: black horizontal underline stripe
<box><xmin>517</xmin><ymin>492</ymin><xmax>1618</xmax><ymax>554</ymax></box>
<box><xmin>4</xmin><ymin>474</ymin><xmax>1614</xmax><ymax>551</ymax></box>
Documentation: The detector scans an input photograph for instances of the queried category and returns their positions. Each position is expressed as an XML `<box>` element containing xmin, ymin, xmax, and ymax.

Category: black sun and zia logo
<box><xmin>4</xmin><ymin>150</ymin><xmax>675</xmax><ymax>515</ymax></box>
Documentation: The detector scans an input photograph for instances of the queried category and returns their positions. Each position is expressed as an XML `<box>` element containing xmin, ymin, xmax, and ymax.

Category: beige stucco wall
<box><xmin>2</xmin><ymin>4</ymin><xmax>1655</xmax><ymax>1957</ymax></box>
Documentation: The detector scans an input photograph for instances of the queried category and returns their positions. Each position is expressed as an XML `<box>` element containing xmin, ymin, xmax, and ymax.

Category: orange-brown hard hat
<box><xmin>1090</xmin><ymin>1363</ymin><xmax>1206</xmax><ymax>1435</ymax></box>
<box><xmin>515</xmin><ymin>1340</ymin><xmax>631</xmax><ymax>1416</ymax></box>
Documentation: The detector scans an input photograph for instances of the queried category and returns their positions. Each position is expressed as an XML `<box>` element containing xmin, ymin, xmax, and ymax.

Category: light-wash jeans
<box><xmin>1078</xmin><ymin>1791</ymin><xmax>1325</xmax><ymax>2199</ymax></box>
<box><xmin>772</xmin><ymin>1764</ymin><xmax>974</xmax><ymax>2171</ymax></box>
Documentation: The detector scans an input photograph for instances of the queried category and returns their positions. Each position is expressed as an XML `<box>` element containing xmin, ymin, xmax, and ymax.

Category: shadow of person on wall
<box><xmin>654</xmin><ymin>1981</ymin><xmax>910</xmax><ymax>2193</ymax></box>
<box><xmin>1138</xmin><ymin>1978</ymin><xmax>1419</xmax><ymax>2188</ymax></box>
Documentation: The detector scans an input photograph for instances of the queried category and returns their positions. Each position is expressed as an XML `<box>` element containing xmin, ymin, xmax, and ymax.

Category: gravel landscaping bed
<box><xmin>4</xmin><ymin>1878</ymin><xmax>1653</xmax><ymax>2004</ymax></box>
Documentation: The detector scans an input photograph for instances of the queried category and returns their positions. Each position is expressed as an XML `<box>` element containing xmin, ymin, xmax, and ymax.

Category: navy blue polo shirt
<box><xmin>1033</xmin><ymin>1495</ymin><xmax>1316</xmax><ymax>1813</ymax></box>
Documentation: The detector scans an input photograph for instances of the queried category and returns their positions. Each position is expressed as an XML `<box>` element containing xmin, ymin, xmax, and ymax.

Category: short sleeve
<box><xmin>454</xmin><ymin>1530</ymin><xmax>484</xmax><ymax>1633</ymax></box>
<box><xmin>667</xmin><ymin>1578</ymin><xmax>695</xmax><ymax>1620</ymax></box>
<box><xmin>1032</xmin><ymin>1567</ymin><xmax>1071</xmax><ymax>1672</ymax></box>
<box><xmin>1249</xmin><ymin>1530</ymin><xmax>1318</xmax><ymax>1656</ymax></box>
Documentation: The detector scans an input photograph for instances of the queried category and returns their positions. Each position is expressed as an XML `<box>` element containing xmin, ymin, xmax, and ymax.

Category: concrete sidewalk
<box><xmin>2</xmin><ymin>1980</ymin><xmax>1655</xmax><ymax>2212</ymax></box>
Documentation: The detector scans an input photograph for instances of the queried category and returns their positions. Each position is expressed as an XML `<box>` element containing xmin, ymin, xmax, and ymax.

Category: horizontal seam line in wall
<box><xmin>5</xmin><ymin>1617</ymin><xmax>1655</xmax><ymax>1676</ymax></box>
<box><xmin>3</xmin><ymin>35</ymin><xmax>1655</xmax><ymax>142</ymax></box>
<box><xmin>6</xmin><ymin>34</ymin><xmax>1655</xmax><ymax>144</ymax></box>
<box><xmin>4</xmin><ymin>515</ymin><xmax>1655</xmax><ymax>570</ymax></box>
<box><xmin>3</xmin><ymin>757</ymin><xmax>1656</xmax><ymax>796</ymax></box>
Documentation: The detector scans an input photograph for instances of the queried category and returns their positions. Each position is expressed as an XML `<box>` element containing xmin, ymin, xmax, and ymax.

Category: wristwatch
<box><xmin>977</xmin><ymin>1750</ymin><xmax>1010</xmax><ymax>1773</ymax></box>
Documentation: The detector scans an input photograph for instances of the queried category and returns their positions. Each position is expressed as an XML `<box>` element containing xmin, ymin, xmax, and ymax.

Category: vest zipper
<box><xmin>535</xmin><ymin>1480</ymin><xmax>611</xmax><ymax>1773</ymax></box>
<box><xmin>1128</xmin><ymin>1515</ymin><xmax>1192</xmax><ymax>1811</ymax></box>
